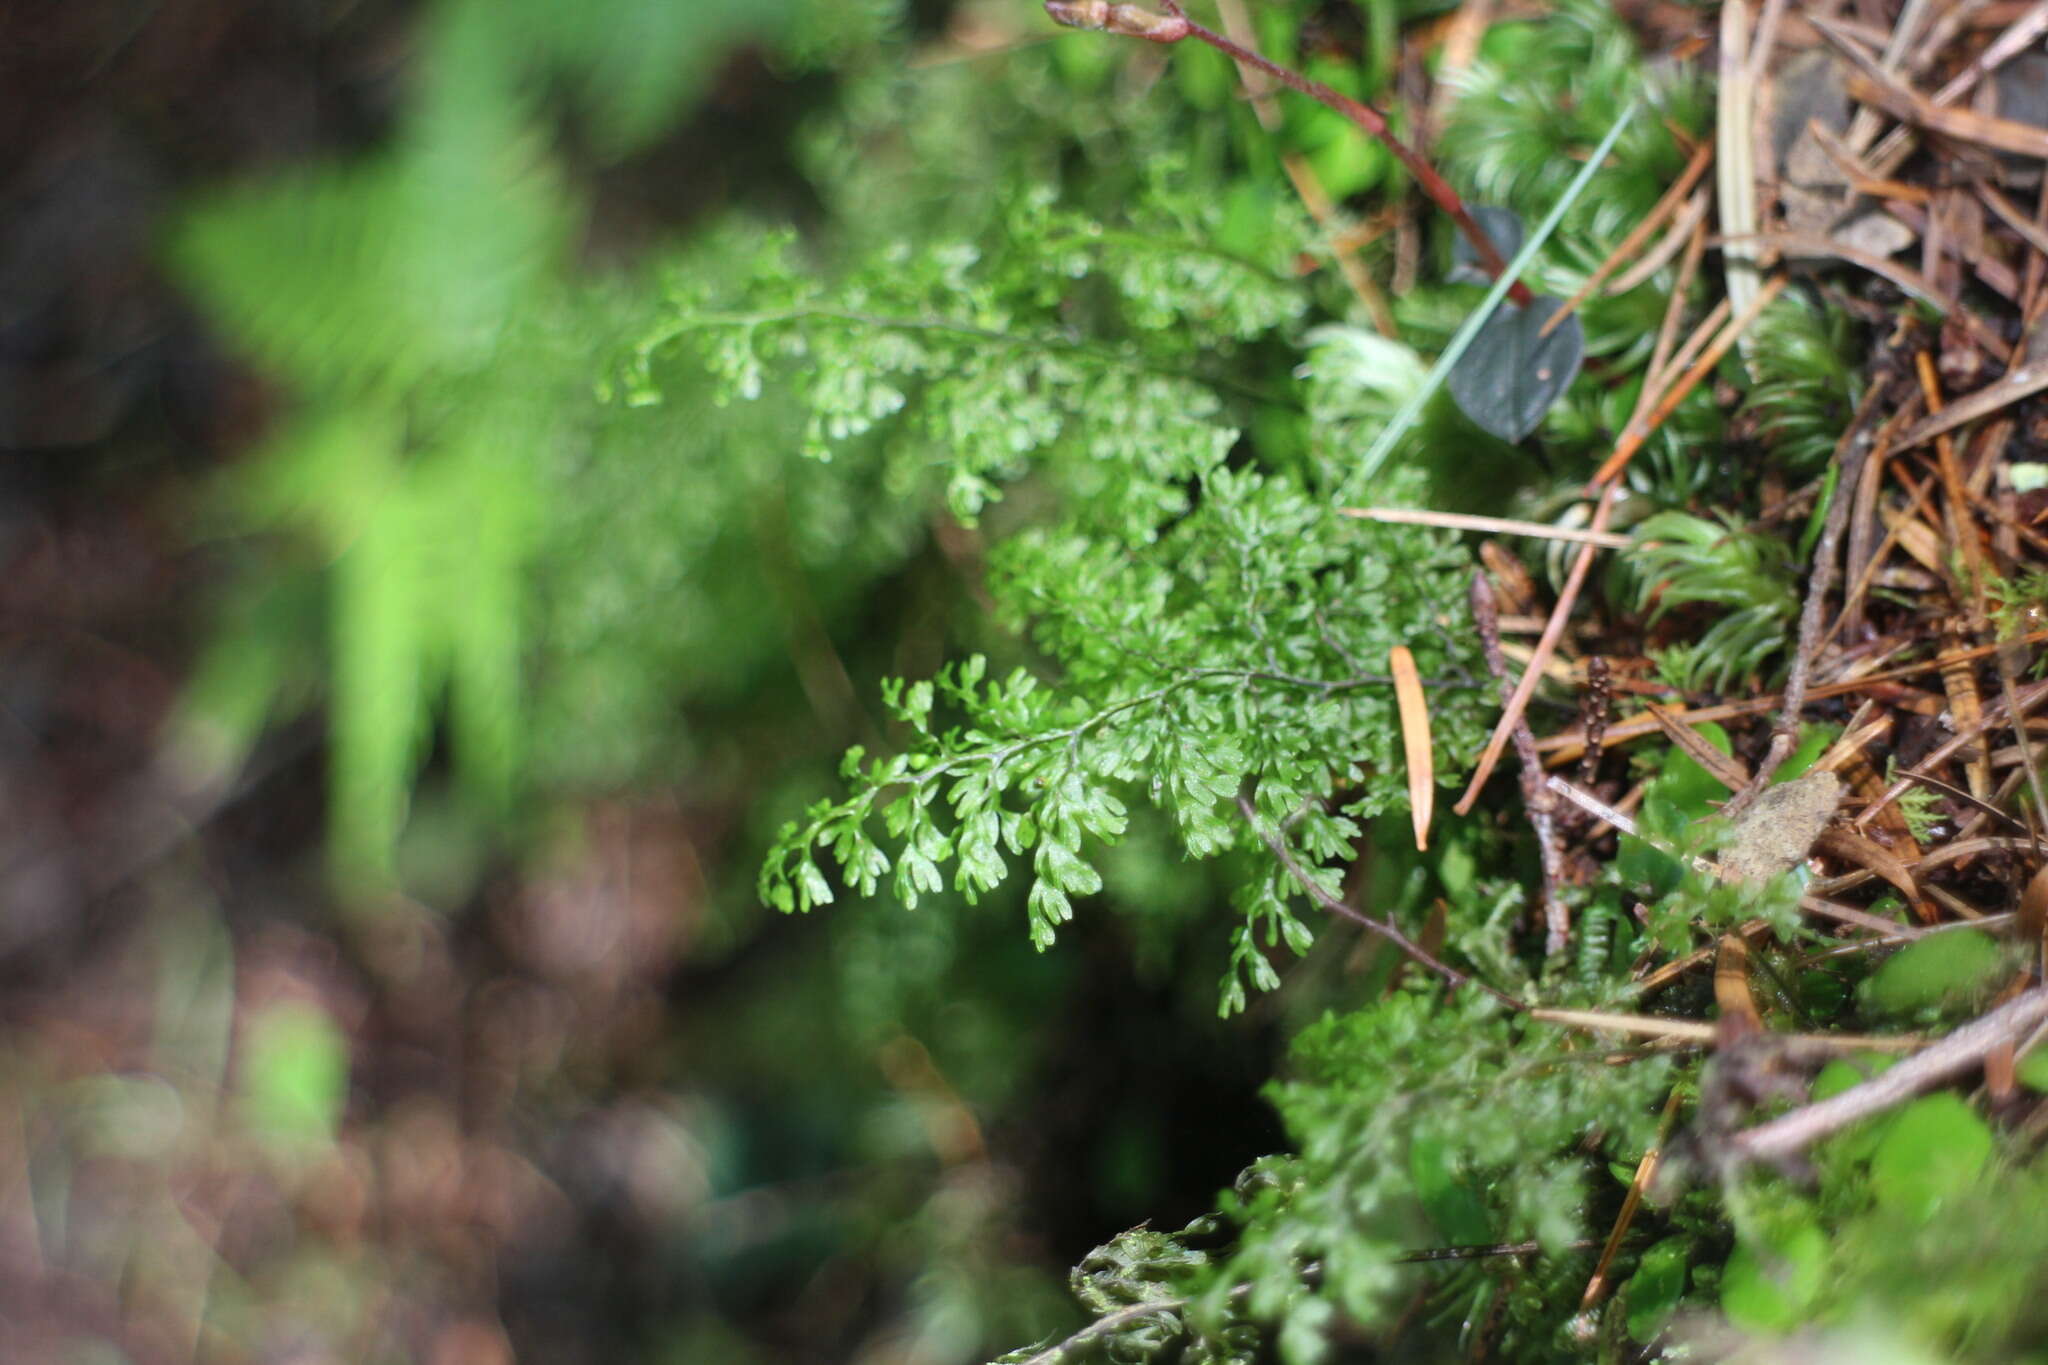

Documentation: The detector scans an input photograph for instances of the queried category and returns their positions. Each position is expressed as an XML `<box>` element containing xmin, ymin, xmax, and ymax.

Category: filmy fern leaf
<box><xmin>760</xmin><ymin>453</ymin><xmax>1489</xmax><ymax>1007</ymax></box>
<box><xmin>628</xmin><ymin>188</ymin><xmax>1306</xmax><ymax>527</ymax></box>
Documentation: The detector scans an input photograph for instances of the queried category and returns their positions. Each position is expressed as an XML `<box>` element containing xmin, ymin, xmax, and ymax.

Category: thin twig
<box><xmin>1539</xmin><ymin>139</ymin><xmax>1715</xmax><ymax>338</ymax></box>
<box><xmin>1854</xmin><ymin>679</ymin><xmax>2048</xmax><ymax>830</ymax></box>
<box><xmin>1743</xmin><ymin>231</ymin><xmax>2008</xmax><ymax>356</ymax></box>
<box><xmin>1604</xmin><ymin>189</ymin><xmax>1712</xmax><ymax>296</ymax></box>
<box><xmin>1237</xmin><ymin>792</ymin><xmax>1521</xmax><ymax>1009</ymax></box>
<box><xmin>1358</xmin><ymin>102</ymin><xmax>1640</xmax><ymax>484</ymax></box>
<box><xmin>1217</xmin><ymin>0</ymin><xmax>1400</xmax><ymax>338</ymax></box>
<box><xmin>1729</xmin><ymin>988</ymin><xmax>2048</xmax><ymax>1165</ymax></box>
<box><xmin>1159</xmin><ymin>1</ymin><xmax>1531</xmax><ymax>305</ymax></box>
<box><xmin>1545</xmin><ymin>775</ymin><xmax>1913</xmax><ymax>938</ymax></box>
<box><xmin>1716</xmin><ymin>0</ymin><xmax>1762</xmax><ymax>366</ymax></box>
<box><xmin>1917</xmin><ymin>350</ymin><xmax>1988</xmax><ymax>610</ymax></box>
<box><xmin>1284</xmin><ymin>154</ymin><xmax>1399</xmax><ymax>338</ymax></box>
<box><xmin>1545</xmin><ymin>775</ymin><xmax>1636</xmax><ymax>833</ymax></box>
<box><xmin>1530</xmin><ymin>1008</ymin><xmax>1921</xmax><ymax>1051</ymax></box>
<box><xmin>1533</xmin><ymin>632</ymin><xmax>2048</xmax><ymax>762</ymax></box>
<box><xmin>1456</xmin><ymin>485</ymin><xmax>1619</xmax><ymax>815</ymax></box>
<box><xmin>1588</xmin><ymin>274</ymin><xmax>1788</xmax><ymax>487</ymax></box>
<box><xmin>1044</xmin><ymin>0</ymin><xmax>1532</xmax><ymax>303</ymax></box>
<box><xmin>1723</xmin><ymin>372</ymin><xmax>1895</xmax><ymax>818</ymax></box>
<box><xmin>1832</xmin><ymin>402</ymin><xmax>1928</xmax><ymax>649</ymax></box>
<box><xmin>1579</xmin><ymin>1088</ymin><xmax>1684</xmax><ymax>1313</ymax></box>
<box><xmin>1473</xmin><ymin>571</ymin><xmax>1569</xmax><ymax>952</ymax></box>
<box><xmin>1341</xmin><ymin>506</ymin><xmax>1632</xmax><ymax>548</ymax></box>
<box><xmin>1894</xmin><ymin>359</ymin><xmax>2048</xmax><ymax>450</ymax></box>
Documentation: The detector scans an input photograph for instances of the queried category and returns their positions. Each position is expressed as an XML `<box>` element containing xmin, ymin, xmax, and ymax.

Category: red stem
<box><xmin>1159</xmin><ymin>1</ymin><xmax>1533</xmax><ymax>307</ymax></box>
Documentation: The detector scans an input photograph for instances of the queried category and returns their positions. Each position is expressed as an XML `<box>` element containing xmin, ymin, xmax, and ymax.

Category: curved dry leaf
<box><xmin>1390</xmin><ymin>645</ymin><xmax>1433</xmax><ymax>851</ymax></box>
<box><xmin>1815</xmin><ymin>826</ymin><xmax>1930</xmax><ymax>922</ymax></box>
<box><xmin>1645</xmin><ymin>701</ymin><xmax>1749</xmax><ymax>792</ymax></box>
<box><xmin>2021</xmin><ymin>862</ymin><xmax>2048</xmax><ymax>966</ymax></box>
<box><xmin>1715</xmin><ymin>933</ymin><xmax>1764</xmax><ymax>1040</ymax></box>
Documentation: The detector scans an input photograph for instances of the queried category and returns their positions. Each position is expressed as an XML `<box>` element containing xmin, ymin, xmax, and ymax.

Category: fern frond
<box><xmin>634</xmin><ymin>191</ymin><xmax>1307</xmax><ymax>526</ymax></box>
<box><xmin>761</xmin><ymin>463</ymin><xmax>1489</xmax><ymax>1008</ymax></box>
<box><xmin>1205</xmin><ymin>989</ymin><xmax>1673</xmax><ymax>1345</ymax></box>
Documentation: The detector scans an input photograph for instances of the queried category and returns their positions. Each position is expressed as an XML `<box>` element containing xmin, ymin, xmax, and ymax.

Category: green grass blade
<box><xmin>1356</xmin><ymin>99</ymin><xmax>1641</xmax><ymax>485</ymax></box>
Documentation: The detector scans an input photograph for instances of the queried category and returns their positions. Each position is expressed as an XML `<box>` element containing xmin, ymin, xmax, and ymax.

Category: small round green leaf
<box><xmin>1722</xmin><ymin>1219</ymin><xmax>1825</xmax><ymax>1333</ymax></box>
<box><xmin>1870</xmin><ymin>1093</ymin><xmax>1992</xmax><ymax>1220</ymax></box>
<box><xmin>1863</xmin><ymin>931</ymin><xmax>2004</xmax><ymax>1016</ymax></box>
<box><xmin>1625</xmin><ymin>1237</ymin><xmax>1689</xmax><ymax>1342</ymax></box>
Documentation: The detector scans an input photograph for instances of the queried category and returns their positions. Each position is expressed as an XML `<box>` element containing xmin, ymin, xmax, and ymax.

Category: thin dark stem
<box><xmin>1397</xmin><ymin>1238</ymin><xmax>1598</xmax><ymax>1263</ymax></box>
<box><xmin>1045</xmin><ymin>0</ymin><xmax>1532</xmax><ymax>307</ymax></box>
<box><xmin>1236</xmin><ymin>792</ymin><xmax>1522</xmax><ymax>1010</ymax></box>
<box><xmin>1724</xmin><ymin>372</ymin><xmax>1894</xmax><ymax>819</ymax></box>
<box><xmin>1164</xmin><ymin>4</ymin><xmax>1532</xmax><ymax>307</ymax></box>
<box><xmin>1471</xmin><ymin>570</ymin><xmax>1569</xmax><ymax>954</ymax></box>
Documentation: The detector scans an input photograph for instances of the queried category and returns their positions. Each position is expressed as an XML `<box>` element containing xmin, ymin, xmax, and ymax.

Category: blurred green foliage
<box><xmin>167</xmin><ymin>0</ymin><xmax>923</xmax><ymax>897</ymax></box>
<box><xmin>150</xmin><ymin>0</ymin><xmax>2048</xmax><ymax>1360</ymax></box>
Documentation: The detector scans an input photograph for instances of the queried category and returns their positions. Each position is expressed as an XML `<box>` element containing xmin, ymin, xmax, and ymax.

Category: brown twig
<box><xmin>1283</xmin><ymin>154</ymin><xmax>1399</xmax><ymax>337</ymax></box>
<box><xmin>1044</xmin><ymin>0</ymin><xmax>1534</xmax><ymax>305</ymax></box>
<box><xmin>1605</xmin><ymin>190</ymin><xmax>1712</xmax><ymax>296</ymax></box>
<box><xmin>1854</xmin><ymin>679</ymin><xmax>2048</xmax><ymax>830</ymax></box>
<box><xmin>1472</xmin><ymin>571</ymin><xmax>1568</xmax><ymax>952</ymax></box>
<box><xmin>1455</xmin><ymin>484</ymin><xmax>1619</xmax><ymax>815</ymax></box>
<box><xmin>1742</xmin><ymin>232</ymin><xmax>2006</xmax><ymax>356</ymax></box>
<box><xmin>1533</xmin><ymin>632</ymin><xmax>2048</xmax><ymax>763</ymax></box>
<box><xmin>1917</xmin><ymin>350</ymin><xmax>1988</xmax><ymax>608</ymax></box>
<box><xmin>1609</xmin><ymin>212</ymin><xmax>1711</xmax><ymax>464</ymax></box>
<box><xmin>1579</xmin><ymin>1087</ymin><xmax>1683</xmax><ymax>1314</ymax></box>
<box><xmin>1826</xmin><ymin>451</ymin><xmax>1935</xmax><ymax>655</ymax></box>
<box><xmin>1587</xmin><ymin>274</ymin><xmax>1788</xmax><ymax>488</ymax></box>
<box><xmin>1530</xmin><ymin>1007</ymin><xmax>1921</xmax><ymax>1052</ymax></box>
<box><xmin>1723</xmin><ymin>372</ymin><xmax>1895</xmax><ymax>818</ymax></box>
<box><xmin>1894</xmin><ymin>359</ymin><xmax>2048</xmax><ymax>450</ymax></box>
<box><xmin>1539</xmin><ymin>139</ymin><xmax>1715</xmax><ymax>338</ymax></box>
<box><xmin>1729</xmin><ymin>988</ymin><xmax>2048</xmax><ymax>1166</ymax></box>
<box><xmin>1717</xmin><ymin>0</ymin><xmax>1762</xmax><ymax>349</ymax></box>
<box><xmin>1213</xmin><ymin>0</ymin><xmax>1400</xmax><ymax>337</ymax></box>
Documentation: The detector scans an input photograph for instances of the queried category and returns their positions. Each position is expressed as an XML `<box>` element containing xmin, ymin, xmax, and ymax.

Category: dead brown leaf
<box><xmin>1391</xmin><ymin>645</ymin><xmax>1434</xmax><ymax>851</ymax></box>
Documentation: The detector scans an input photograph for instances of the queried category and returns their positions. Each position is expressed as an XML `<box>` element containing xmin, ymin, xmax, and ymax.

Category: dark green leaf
<box><xmin>1446</xmin><ymin>296</ymin><xmax>1584</xmax><ymax>443</ymax></box>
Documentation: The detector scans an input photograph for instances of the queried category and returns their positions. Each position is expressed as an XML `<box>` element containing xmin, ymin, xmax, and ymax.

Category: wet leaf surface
<box><xmin>1447</xmin><ymin>295</ymin><xmax>1584</xmax><ymax>443</ymax></box>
